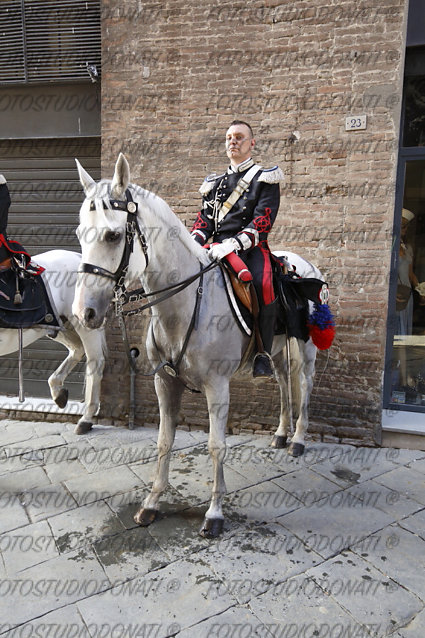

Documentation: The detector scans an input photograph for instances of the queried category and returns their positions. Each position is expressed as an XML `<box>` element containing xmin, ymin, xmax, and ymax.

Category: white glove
<box><xmin>416</xmin><ymin>282</ymin><xmax>425</xmax><ymax>296</ymax></box>
<box><xmin>209</xmin><ymin>238</ymin><xmax>239</xmax><ymax>261</ymax></box>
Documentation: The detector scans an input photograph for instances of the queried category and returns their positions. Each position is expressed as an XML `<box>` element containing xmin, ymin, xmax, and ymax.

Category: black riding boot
<box><xmin>253</xmin><ymin>300</ymin><xmax>277</xmax><ymax>378</ymax></box>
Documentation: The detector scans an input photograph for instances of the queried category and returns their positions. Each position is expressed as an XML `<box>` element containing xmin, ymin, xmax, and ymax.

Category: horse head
<box><xmin>72</xmin><ymin>153</ymin><xmax>145</xmax><ymax>329</ymax></box>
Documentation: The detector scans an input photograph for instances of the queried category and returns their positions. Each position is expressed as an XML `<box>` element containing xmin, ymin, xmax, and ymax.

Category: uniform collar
<box><xmin>227</xmin><ymin>157</ymin><xmax>254</xmax><ymax>173</ymax></box>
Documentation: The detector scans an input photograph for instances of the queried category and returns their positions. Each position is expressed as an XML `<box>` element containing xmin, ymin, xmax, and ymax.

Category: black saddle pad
<box><xmin>0</xmin><ymin>267</ymin><xmax>60</xmax><ymax>329</ymax></box>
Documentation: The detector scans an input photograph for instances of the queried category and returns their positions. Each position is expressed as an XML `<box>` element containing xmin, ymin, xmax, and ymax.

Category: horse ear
<box><xmin>111</xmin><ymin>153</ymin><xmax>130</xmax><ymax>200</ymax></box>
<box><xmin>75</xmin><ymin>158</ymin><xmax>96</xmax><ymax>197</ymax></box>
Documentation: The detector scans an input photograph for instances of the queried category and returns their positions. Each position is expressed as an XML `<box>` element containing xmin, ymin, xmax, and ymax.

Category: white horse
<box><xmin>73</xmin><ymin>154</ymin><xmax>324</xmax><ymax>537</ymax></box>
<box><xmin>0</xmin><ymin>250</ymin><xmax>106</xmax><ymax>435</ymax></box>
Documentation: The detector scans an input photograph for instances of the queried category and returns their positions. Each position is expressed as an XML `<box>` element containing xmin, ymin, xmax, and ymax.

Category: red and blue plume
<box><xmin>308</xmin><ymin>302</ymin><xmax>335</xmax><ymax>350</ymax></box>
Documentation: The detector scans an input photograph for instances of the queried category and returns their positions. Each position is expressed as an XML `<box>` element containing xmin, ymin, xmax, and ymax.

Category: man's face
<box><xmin>225</xmin><ymin>124</ymin><xmax>255</xmax><ymax>165</ymax></box>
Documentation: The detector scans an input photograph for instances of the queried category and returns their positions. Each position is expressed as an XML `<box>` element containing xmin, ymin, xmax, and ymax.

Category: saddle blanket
<box><xmin>0</xmin><ymin>266</ymin><xmax>62</xmax><ymax>330</ymax></box>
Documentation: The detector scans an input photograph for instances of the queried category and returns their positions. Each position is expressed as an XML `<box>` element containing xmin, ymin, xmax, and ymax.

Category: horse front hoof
<box><xmin>199</xmin><ymin>517</ymin><xmax>224</xmax><ymax>539</ymax></box>
<box><xmin>54</xmin><ymin>388</ymin><xmax>68</xmax><ymax>409</ymax></box>
<box><xmin>74</xmin><ymin>421</ymin><xmax>93</xmax><ymax>435</ymax></box>
<box><xmin>134</xmin><ymin>508</ymin><xmax>157</xmax><ymax>527</ymax></box>
<box><xmin>271</xmin><ymin>435</ymin><xmax>287</xmax><ymax>449</ymax></box>
<box><xmin>288</xmin><ymin>442</ymin><xmax>305</xmax><ymax>457</ymax></box>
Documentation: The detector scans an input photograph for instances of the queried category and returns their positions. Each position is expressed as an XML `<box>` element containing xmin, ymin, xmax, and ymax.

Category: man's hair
<box><xmin>229</xmin><ymin>120</ymin><xmax>254</xmax><ymax>138</ymax></box>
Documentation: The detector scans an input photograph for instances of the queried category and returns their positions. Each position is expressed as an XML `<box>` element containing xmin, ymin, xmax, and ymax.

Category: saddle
<box><xmin>222</xmin><ymin>252</ymin><xmax>335</xmax><ymax>349</ymax></box>
<box><xmin>0</xmin><ymin>242</ymin><xmax>61</xmax><ymax>330</ymax></box>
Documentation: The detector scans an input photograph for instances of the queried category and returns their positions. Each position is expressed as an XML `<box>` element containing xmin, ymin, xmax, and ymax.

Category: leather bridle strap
<box><xmin>78</xmin><ymin>188</ymin><xmax>148</xmax><ymax>285</ymax></box>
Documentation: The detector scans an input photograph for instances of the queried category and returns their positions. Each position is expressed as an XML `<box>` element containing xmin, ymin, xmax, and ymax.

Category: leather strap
<box><xmin>218</xmin><ymin>164</ymin><xmax>262</xmax><ymax>222</ymax></box>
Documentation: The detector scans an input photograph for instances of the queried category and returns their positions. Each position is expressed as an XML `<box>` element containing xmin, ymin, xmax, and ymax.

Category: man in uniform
<box><xmin>191</xmin><ymin>120</ymin><xmax>283</xmax><ymax>377</ymax></box>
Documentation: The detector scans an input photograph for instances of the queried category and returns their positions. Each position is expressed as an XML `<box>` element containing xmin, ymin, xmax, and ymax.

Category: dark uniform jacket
<box><xmin>191</xmin><ymin>158</ymin><xmax>283</xmax><ymax>251</ymax></box>
<box><xmin>0</xmin><ymin>181</ymin><xmax>11</xmax><ymax>237</ymax></box>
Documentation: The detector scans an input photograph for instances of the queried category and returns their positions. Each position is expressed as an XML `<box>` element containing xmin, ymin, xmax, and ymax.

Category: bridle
<box><xmin>77</xmin><ymin>186</ymin><xmax>219</xmax><ymax>383</ymax></box>
<box><xmin>78</xmin><ymin>188</ymin><xmax>149</xmax><ymax>290</ymax></box>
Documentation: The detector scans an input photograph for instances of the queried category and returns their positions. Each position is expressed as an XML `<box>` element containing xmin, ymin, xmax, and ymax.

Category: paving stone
<box><xmin>406</xmin><ymin>457</ymin><xmax>425</xmax><ymax>474</ymax></box>
<box><xmin>0</xmin><ymin>422</ymin><xmax>36</xmax><ymax>447</ymax></box>
<box><xmin>77</xmin><ymin>556</ymin><xmax>237</xmax><ymax>637</ymax></box>
<box><xmin>225</xmin><ymin>447</ymin><xmax>287</xmax><ymax>483</ymax></box>
<box><xmin>307</xmin><ymin>550</ymin><xmax>423</xmax><ymax>634</ymax></box>
<box><xmin>383</xmin><ymin>448</ymin><xmax>425</xmax><ymax>466</ymax></box>
<box><xmin>176</xmin><ymin>605</ymin><xmax>274</xmax><ymax>638</ymax></box>
<box><xmin>48</xmin><ymin>500</ymin><xmax>126</xmax><ymax>554</ymax></box>
<box><xmin>351</xmin><ymin>523</ymin><xmax>425</xmax><ymax>602</ymax></box>
<box><xmin>22</xmin><ymin>484</ymin><xmax>77</xmax><ymax>522</ymax></box>
<box><xmin>0</xmin><ymin>548</ymin><xmax>110</xmax><ymax>630</ymax></box>
<box><xmin>32</xmin><ymin>422</ymin><xmax>69</xmax><ymax>437</ymax></box>
<box><xmin>0</xmin><ymin>494</ymin><xmax>29</xmax><ymax>534</ymax></box>
<box><xmin>43</xmin><ymin>458</ymin><xmax>89</xmax><ymax>483</ymax></box>
<box><xmin>93</xmin><ymin>525</ymin><xmax>170</xmax><ymax>583</ymax></box>
<box><xmin>225</xmin><ymin>480</ymin><xmax>304</xmax><ymax>526</ymax></box>
<box><xmin>271</xmin><ymin>466</ymin><xmax>343</xmax><ymax>505</ymax></box>
<box><xmin>398</xmin><ymin>508</ymin><xmax>425</xmax><ymax>541</ymax></box>
<box><xmin>4</xmin><ymin>434</ymin><xmax>67</xmax><ymax>459</ymax></box>
<box><xmin>198</xmin><ymin>522</ymin><xmax>323</xmax><ymax>604</ymax></box>
<box><xmin>0</xmin><ymin>603</ymin><xmax>92</xmax><ymax>637</ymax></box>
<box><xmin>345</xmin><ymin>478</ymin><xmax>423</xmax><ymax>520</ymax></box>
<box><xmin>277</xmin><ymin>495</ymin><xmax>395</xmax><ymax>560</ymax></box>
<box><xmin>249</xmin><ymin>572</ymin><xmax>370</xmax><ymax>638</ymax></box>
<box><xmin>0</xmin><ymin>452</ymin><xmax>44</xmax><ymax>476</ymax></box>
<box><xmin>0</xmin><ymin>465</ymin><xmax>50</xmax><ymax>494</ymax></box>
<box><xmin>64</xmin><ymin>465</ymin><xmax>142</xmax><ymax>506</ymax></box>
<box><xmin>374</xmin><ymin>466</ymin><xmax>425</xmax><ymax>507</ymax></box>
<box><xmin>0</xmin><ymin>519</ymin><xmax>58</xmax><ymax>574</ymax></box>
<box><xmin>311</xmin><ymin>448</ymin><xmax>401</xmax><ymax>487</ymax></box>
<box><xmin>79</xmin><ymin>439</ymin><xmax>158</xmax><ymax>473</ymax></box>
<box><xmin>128</xmin><ymin>458</ymin><xmax>159</xmax><ymax>486</ymax></box>
<box><xmin>395</xmin><ymin>607</ymin><xmax>425</xmax><ymax>637</ymax></box>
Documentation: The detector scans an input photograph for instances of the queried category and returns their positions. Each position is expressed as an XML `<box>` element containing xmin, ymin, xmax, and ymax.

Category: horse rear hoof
<box><xmin>288</xmin><ymin>442</ymin><xmax>305</xmax><ymax>457</ymax></box>
<box><xmin>271</xmin><ymin>435</ymin><xmax>287</xmax><ymax>449</ymax></box>
<box><xmin>74</xmin><ymin>421</ymin><xmax>93</xmax><ymax>435</ymax></box>
<box><xmin>134</xmin><ymin>508</ymin><xmax>157</xmax><ymax>527</ymax></box>
<box><xmin>54</xmin><ymin>388</ymin><xmax>68</xmax><ymax>409</ymax></box>
<box><xmin>199</xmin><ymin>517</ymin><xmax>224</xmax><ymax>539</ymax></box>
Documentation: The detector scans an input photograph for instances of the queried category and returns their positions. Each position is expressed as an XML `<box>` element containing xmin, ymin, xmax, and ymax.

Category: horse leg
<box><xmin>48</xmin><ymin>330</ymin><xmax>85</xmax><ymax>410</ymax></box>
<box><xmin>199</xmin><ymin>380</ymin><xmax>229</xmax><ymax>539</ymax></box>
<box><xmin>134</xmin><ymin>373</ymin><xmax>184</xmax><ymax>526</ymax></box>
<box><xmin>286</xmin><ymin>338</ymin><xmax>316</xmax><ymax>457</ymax></box>
<box><xmin>271</xmin><ymin>345</ymin><xmax>290</xmax><ymax>450</ymax></box>
<box><xmin>73</xmin><ymin>325</ymin><xmax>106</xmax><ymax>435</ymax></box>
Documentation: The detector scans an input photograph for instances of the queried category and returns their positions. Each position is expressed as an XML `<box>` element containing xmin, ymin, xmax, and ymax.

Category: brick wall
<box><xmin>97</xmin><ymin>0</ymin><xmax>408</xmax><ymax>445</ymax></box>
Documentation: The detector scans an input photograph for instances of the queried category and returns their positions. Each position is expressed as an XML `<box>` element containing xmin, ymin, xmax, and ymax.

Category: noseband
<box><xmin>78</xmin><ymin>188</ymin><xmax>148</xmax><ymax>290</ymax></box>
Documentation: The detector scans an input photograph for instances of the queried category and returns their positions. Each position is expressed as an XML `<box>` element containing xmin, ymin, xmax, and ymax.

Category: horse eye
<box><xmin>105</xmin><ymin>230</ymin><xmax>121</xmax><ymax>243</ymax></box>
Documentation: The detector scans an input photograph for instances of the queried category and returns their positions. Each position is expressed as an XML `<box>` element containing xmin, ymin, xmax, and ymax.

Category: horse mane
<box><xmin>130</xmin><ymin>183</ymin><xmax>211</xmax><ymax>266</ymax></box>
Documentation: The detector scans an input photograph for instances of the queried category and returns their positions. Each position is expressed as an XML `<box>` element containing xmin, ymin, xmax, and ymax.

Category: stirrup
<box><xmin>253</xmin><ymin>352</ymin><xmax>274</xmax><ymax>378</ymax></box>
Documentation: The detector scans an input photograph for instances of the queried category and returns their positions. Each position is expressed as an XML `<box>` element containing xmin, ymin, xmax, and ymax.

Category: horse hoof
<box><xmin>271</xmin><ymin>435</ymin><xmax>287</xmax><ymax>449</ymax></box>
<box><xmin>74</xmin><ymin>421</ymin><xmax>93</xmax><ymax>435</ymax></box>
<box><xmin>199</xmin><ymin>517</ymin><xmax>224</xmax><ymax>539</ymax></box>
<box><xmin>54</xmin><ymin>388</ymin><xmax>68</xmax><ymax>409</ymax></box>
<box><xmin>288</xmin><ymin>442</ymin><xmax>305</xmax><ymax>457</ymax></box>
<box><xmin>134</xmin><ymin>508</ymin><xmax>157</xmax><ymax>527</ymax></box>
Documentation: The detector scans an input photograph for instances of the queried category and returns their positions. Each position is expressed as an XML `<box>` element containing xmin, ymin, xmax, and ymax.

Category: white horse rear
<box><xmin>0</xmin><ymin>250</ymin><xmax>106</xmax><ymax>434</ymax></box>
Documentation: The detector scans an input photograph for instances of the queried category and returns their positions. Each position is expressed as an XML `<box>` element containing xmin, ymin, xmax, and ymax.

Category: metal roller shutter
<box><xmin>0</xmin><ymin>136</ymin><xmax>100</xmax><ymax>400</ymax></box>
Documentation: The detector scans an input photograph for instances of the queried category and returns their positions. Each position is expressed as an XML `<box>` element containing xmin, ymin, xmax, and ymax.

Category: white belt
<box><xmin>217</xmin><ymin>164</ymin><xmax>262</xmax><ymax>222</ymax></box>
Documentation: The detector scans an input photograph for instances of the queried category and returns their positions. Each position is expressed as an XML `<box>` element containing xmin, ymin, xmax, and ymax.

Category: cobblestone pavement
<box><xmin>1</xmin><ymin>419</ymin><xmax>425</xmax><ymax>637</ymax></box>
